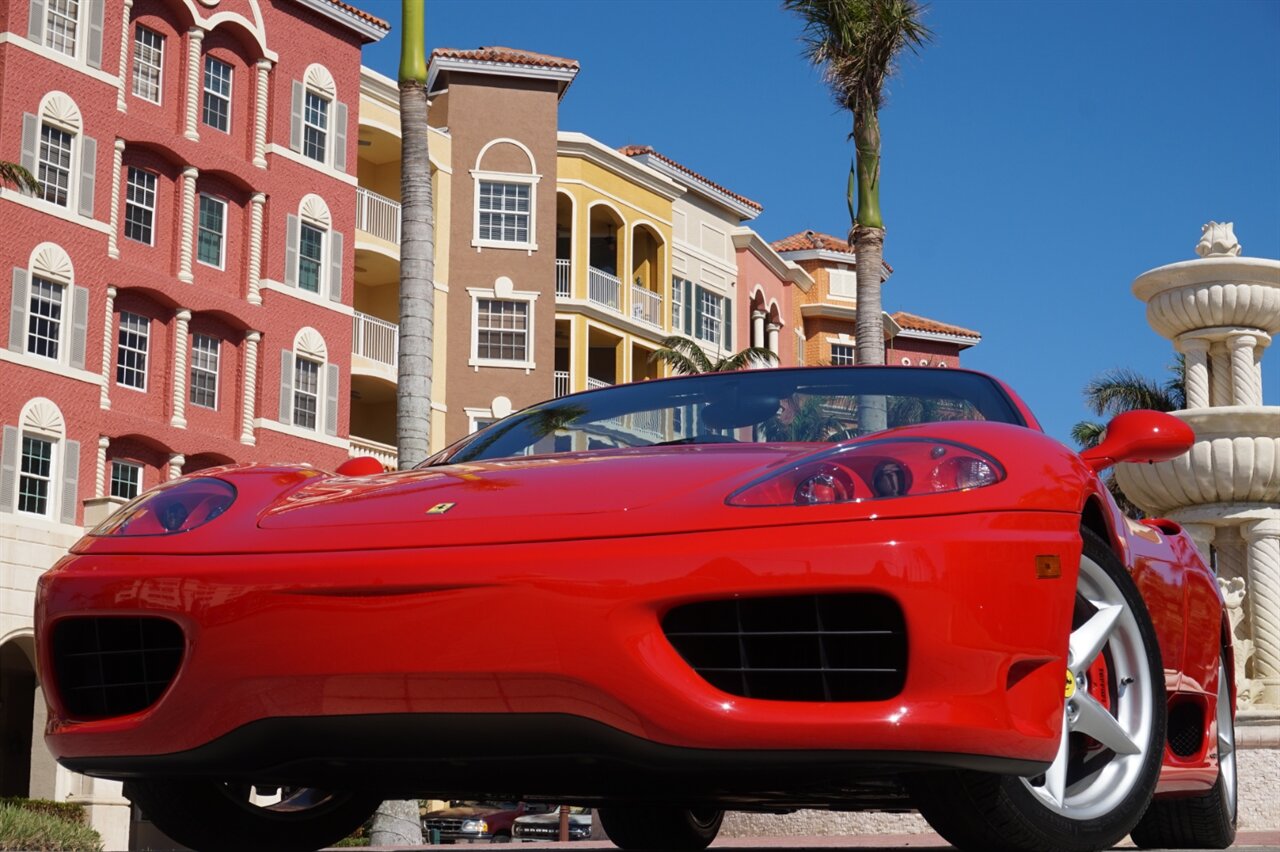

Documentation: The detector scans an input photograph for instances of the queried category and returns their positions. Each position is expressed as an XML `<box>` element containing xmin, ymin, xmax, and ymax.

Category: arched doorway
<box><xmin>0</xmin><ymin>637</ymin><xmax>37</xmax><ymax>796</ymax></box>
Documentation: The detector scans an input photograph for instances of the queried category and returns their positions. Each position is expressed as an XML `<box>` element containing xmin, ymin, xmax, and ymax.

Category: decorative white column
<box><xmin>183</xmin><ymin>28</ymin><xmax>204</xmax><ymax>141</ymax></box>
<box><xmin>1244</xmin><ymin>518</ymin><xmax>1280</xmax><ymax>705</ymax></box>
<box><xmin>1177</xmin><ymin>336</ymin><xmax>1210</xmax><ymax>410</ymax></box>
<box><xmin>240</xmin><ymin>330</ymin><xmax>260</xmax><ymax>445</ymax></box>
<box><xmin>100</xmin><ymin>286</ymin><xmax>117</xmax><ymax>409</ymax></box>
<box><xmin>253</xmin><ymin>59</ymin><xmax>272</xmax><ymax>168</ymax></box>
<box><xmin>1210</xmin><ymin>343</ymin><xmax>1232</xmax><ymax>408</ymax></box>
<box><xmin>248</xmin><ymin>193</ymin><xmax>266</xmax><ymax>305</ymax></box>
<box><xmin>107</xmin><ymin>140</ymin><xmax>125</xmax><ymax>259</ymax></box>
<box><xmin>167</xmin><ymin>453</ymin><xmax>186</xmax><ymax>481</ymax></box>
<box><xmin>766</xmin><ymin>322</ymin><xmax>781</xmax><ymax>356</ymax></box>
<box><xmin>1229</xmin><ymin>333</ymin><xmax>1262</xmax><ymax>406</ymax></box>
<box><xmin>171</xmin><ymin>309</ymin><xmax>191</xmax><ymax>428</ymax></box>
<box><xmin>115</xmin><ymin>0</ymin><xmax>134</xmax><ymax>112</ymax></box>
<box><xmin>178</xmin><ymin>167</ymin><xmax>199</xmax><ymax>283</ymax></box>
<box><xmin>95</xmin><ymin>436</ymin><xmax>110</xmax><ymax>498</ymax></box>
<box><xmin>751</xmin><ymin>310</ymin><xmax>766</xmax><ymax>349</ymax></box>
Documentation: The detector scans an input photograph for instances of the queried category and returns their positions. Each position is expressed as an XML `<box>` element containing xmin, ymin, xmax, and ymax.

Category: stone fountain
<box><xmin>1115</xmin><ymin>222</ymin><xmax>1280</xmax><ymax>711</ymax></box>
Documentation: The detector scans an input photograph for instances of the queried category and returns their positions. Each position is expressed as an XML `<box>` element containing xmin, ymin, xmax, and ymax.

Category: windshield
<box><xmin>429</xmin><ymin>367</ymin><xmax>1023</xmax><ymax>466</ymax></box>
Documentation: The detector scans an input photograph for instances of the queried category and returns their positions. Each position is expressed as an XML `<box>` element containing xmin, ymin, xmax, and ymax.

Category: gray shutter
<box><xmin>289</xmin><ymin>81</ymin><xmax>304</xmax><ymax>152</ymax></box>
<box><xmin>723</xmin><ymin>296</ymin><xmax>733</xmax><ymax>351</ymax></box>
<box><xmin>86</xmin><ymin>0</ymin><xmax>104</xmax><ymax>68</ymax></box>
<box><xmin>327</xmin><ymin>230</ymin><xmax>342</xmax><ymax>302</ymax></box>
<box><xmin>78</xmin><ymin>135</ymin><xmax>97</xmax><ymax>218</ymax></box>
<box><xmin>683</xmin><ymin>279</ymin><xmax>693</xmax><ymax>336</ymax></box>
<box><xmin>9</xmin><ymin>268</ymin><xmax>29</xmax><ymax>353</ymax></box>
<box><xmin>693</xmin><ymin>286</ymin><xmax>704</xmax><ymax>340</ymax></box>
<box><xmin>284</xmin><ymin>214</ymin><xmax>299</xmax><ymax>287</ymax></box>
<box><xmin>333</xmin><ymin>101</ymin><xmax>348</xmax><ymax>172</ymax></box>
<box><xmin>0</xmin><ymin>426</ymin><xmax>17</xmax><ymax>514</ymax></box>
<box><xmin>278</xmin><ymin>349</ymin><xmax>293</xmax><ymax>423</ymax></box>
<box><xmin>69</xmin><ymin>286</ymin><xmax>88</xmax><ymax>369</ymax></box>
<box><xmin>324</xmin><ymin>363</ymin><xmax>338</xmax><ymax>436</ymax></box>
<box><xmin>27</xmin><ymin>0</ymin><xmax>46</xmax><ymax>45</ymax></box>
<box><xmin>60</xmin><ymin>438</ymin><xmax>80</xmax><ymax>525</ymax></box>
<box><xmin>20</xmin><ymin>114</ymin><xmax>39</xmax><ymax>180</ymax></box>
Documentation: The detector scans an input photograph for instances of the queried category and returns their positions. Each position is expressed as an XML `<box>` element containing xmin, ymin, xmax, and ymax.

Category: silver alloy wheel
<box><xmin>1020</xmin><ymin>552</ymin><xmax>1156</xmax><ymax>820</ymax></box>
<box><xmin>1216</xmin><ymin>659</ymin><xmax>1237</xmax><ymax>815</ymax></box>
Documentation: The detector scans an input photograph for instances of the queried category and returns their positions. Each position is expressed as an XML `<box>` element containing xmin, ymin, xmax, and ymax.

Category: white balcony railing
<box><xmin>349</xmin><ymin>435</ymin><xmax>397</xmax><ymax>470</ymax></box>
<box><xmin>588</xmin><ymin>266</ymin><xmax>621</xmax><ymax>310</ymax></box>
<box><xmin>631</xmin><ymin>285</ymin><xmax>662</xmax><ymax>329</ymax></box>
<box><xmin>353</xmin><ymin>311</ymin><xmax>399</xmax><ymax>368</ymax></box>
<box><xmin>554</xmin><ymin>370</ymin><xmax>570</xmax><ymax>397</ymax></box>
<box><xmin>556</xmin><ymin>259</ymin><xmax>571</xmax><ymax>298</ymax></box>
<box><xmin>355</xmin><ymin>187</ymin><xmax>401</xmax><ymax>245</ymax></box>
<box><xmin>586</xmin><ymin>377</ymin><xmax>611</xmax><ymax>390</ymax></box>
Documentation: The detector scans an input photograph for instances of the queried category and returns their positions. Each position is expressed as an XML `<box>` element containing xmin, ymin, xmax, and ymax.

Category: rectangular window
<box><xmin>18</xmin><ymin>435</ymin><xmax>54</xmax><ymax>516</ymax></box>
<box><xmin>116</xmin><ymin>311</ymin><xmax>149</xmax><ymax>389</ymax></box>
<box><xmin>298</xmin><ymin>222</ymin><xmax>324</xmax><ymax>293</ymax></box>
<box><xmin>190</xmin><ymin>334</ymin><xmax>219</xmax><ymax>409</ymax></box>
<box><xmin>828</xmin><ymin>268</ymin><xmax>856</xmax><ymax>298</ymax></box>
<box><xmin>27</xmin><ymin>277</ymin><xmax>64</xmax><ymax>360</ymax></box>
<box><xmin>671</xmin><ymin>277</ymin><xmax>683</xmax><ymax>331</ymax></box>
<box><xmin>202</xmin><ymin>56</ymin><xmax>232</xmax><ymax>132</ymax></box>
<box><xmin>197</xmin><ymin>195</ymin><xmax>225</xmax><ymax>268</ymax></box>
<box><xmin>38</xmin><ymin>124</ymin><xmax>73</xmax><ymax>207</ymax></box>
<box><xmin>45</xmin><ymin>0</ymin><xmax>79</xmax><ymax>57</ymax></box>
<box><xmin>292</xmin><ymin>357</ymin><xmax>320</xmax><ymax>430</ymax></box>
<box><xmin>302</xmin><ymin>90</ymin><xmax>329</xmax><ymax>163</ymax></box>
<box><xmin>696</xmin><ymin>287</ymin><xmax>723</xmax><ymax>344</ymax></box>
<box><xmin>131</xmin><ymin>26</ymin><xmax>164</xmax><ymax>103</ymax></box>
<box><xmin>477</xmin><ymin>181</ymin><xmax>530</xmax><ymax>244</ymax></box>
<box><xmin>476</xmin><ymin>299</ymin><xmax>529</xmax><ymax>362</ymax></box>
<box><xmin>109</xmin><ymin>460</ymin><xmax>142</xmax><ymax>500</ymax></box>
<box><xmin>124</xmin><ymin>167</ymin><xmax>156</xmax><ymax>244</ymax></box>
<box><xmin>830</xmin><ymin>343</ymin><xmax>855</xmax><ymax>366</ymax></box>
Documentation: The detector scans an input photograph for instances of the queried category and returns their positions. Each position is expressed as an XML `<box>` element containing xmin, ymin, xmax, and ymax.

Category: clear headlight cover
<box><xmin>92</xmin><ymin>478</ymin><xmax>237</xmax><ymax>537</ymax></box>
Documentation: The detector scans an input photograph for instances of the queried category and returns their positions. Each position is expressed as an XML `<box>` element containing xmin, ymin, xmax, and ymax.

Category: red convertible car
<box><xmin>35</xmin><ymin>367</ymin><xmax>1235</xmax><ymax>852</ymax></box>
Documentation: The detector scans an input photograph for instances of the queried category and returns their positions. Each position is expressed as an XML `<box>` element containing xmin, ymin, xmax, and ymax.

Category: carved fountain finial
<box><xmin>1196</xmin><ymin>221</ymin><xmax>1242</xmax><ymax>258</ymax></box>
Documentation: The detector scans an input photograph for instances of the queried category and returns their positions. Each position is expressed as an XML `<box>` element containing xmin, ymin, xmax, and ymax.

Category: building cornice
<box><xmin>292</xmin><ymin>0</ymin><xmax>389</xmax><ymax>42</ymax></box>
<box><xmin>359</xmin><ymin>65</ymin><xmax>399</xmax><ymax>108</ymax></box>
<box><xmin>731</xmin><ymin>227</ymin><xmax>814</xmax><ymax>293</ymax></box>
<box><xmin>895</xmin><ymin>328</ymin><xmax>981</xmax><ymax>349</ymax></box>
<box><xmin>557</xmin><ymin>133</ymin><xmax>685</xmax><ymax>202</ymax></box>
<box><xmin>800</xmin><ymin>303</ymin><xmax>902</xmax><ymax>337</ymax></box>
<box><xmin>627</xmin><ymin>152</ymin><xmax>760</xmax><ymax>221</ymax></box>
<box><xmin>780</xmin><ymin>248</ymin><xmax>893</xmax><ymax>282</ymax></box>
<box><xmin>428</xmin><ymin>56</ymin><xmax>579</xmax><ymax>101</ymax></box>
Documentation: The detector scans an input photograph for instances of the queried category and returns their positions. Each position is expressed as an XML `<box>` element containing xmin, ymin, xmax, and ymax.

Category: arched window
<box><xmin>279</xmin><ymin>328</ymin><xmax>338</xmax><ymax>436</ymax></box>
<box><xmin>290</xmin><ymin>64</ymin><xmax>348</xmax><ymax>173</ymax></box>
<box><xmin>27</xmin><ymin>0</ymin><xmax>106</xmax><ymax>68</ymax></box>
<box><xmin>20</xmin><ymin>92</ymin><xmax>96</xmax><ymax>216</ymax></box>
<box><xmin>472</xmin><ymin>139</ymin><xmax>539</xmax><ymax>251</ymax></box>
<box><xmin>1</xmin><ymin>397</ymin><xmax>79</xmax><ymax>524</ymax></box>
<box><xmin>8</xmin><ymin>243</ymin><xmax>89</xmax><ymax>372</ymax></box>
<box><xmin>284</xmin><ymin>195</ymin><xmax>342</xmax><ymax>301</ymax></box>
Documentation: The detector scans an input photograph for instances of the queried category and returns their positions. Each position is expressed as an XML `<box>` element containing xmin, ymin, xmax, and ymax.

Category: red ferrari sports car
<box><xmin>36</xmin><ymin>367</ymin><xmax>1235</xmax><ymax>852</ymax></box>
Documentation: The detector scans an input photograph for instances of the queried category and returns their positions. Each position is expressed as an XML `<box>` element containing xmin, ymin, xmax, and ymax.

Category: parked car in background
<box><xmin>512</xmin><ymin>807</ymin><xmax>592</xmax><ymax>842</ymax></box>
<box><xmin>422</xmin><ymin>800</ymin><xmax>547</xmax><ymax>843</ymax></box>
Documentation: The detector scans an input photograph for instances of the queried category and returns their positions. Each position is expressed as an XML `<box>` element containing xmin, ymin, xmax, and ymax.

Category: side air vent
<box><xmin>52</xmin><ymin>617</ymin><xmax>185</xmax><ymax>719</ymax></box>
<box><xmin>1167</xmin><ymin>701</ymin><xmax>1205</xmax><ymax>758</ymax></box>
<box><xmin>662</xmin><ymin>593</ymin><xmax>907</xmax><ymax>702</ymax></box>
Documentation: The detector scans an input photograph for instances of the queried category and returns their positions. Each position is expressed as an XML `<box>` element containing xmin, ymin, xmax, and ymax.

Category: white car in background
<box><xmin>511</xmin><ymin>807</ymin><xmax>593</xmax><ymax>842</ymax></box>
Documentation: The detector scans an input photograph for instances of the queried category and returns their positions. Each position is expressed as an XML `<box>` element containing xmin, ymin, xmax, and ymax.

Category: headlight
<box><xmin>460</xmin><ymin>819</ymin><xmax>488</xmax><ymax>834</ymax></box>
<box><xmin>92</xmin><ymin>478</ymin><xmax>237</xmax><ymax>536</ymax></box>
<box><xmin>727</xmin><ymin>438</ymin><xmax>1004</xmax><ymax>507</ymax></box>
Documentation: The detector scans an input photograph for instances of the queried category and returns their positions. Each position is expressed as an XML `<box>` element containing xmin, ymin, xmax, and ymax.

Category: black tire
<box><xmin>597</xmin><ymin>806</ymin><xmax>723</xmax><ymax>851</ymax></box>
<box><xmin>124</xmin><ymin>778</ymin><xmax>380</xmax><ymax>852</ymax></box>
<box><xmin>491</xmin><ymin>831</ymin><xmax>512</xmax><ymax>843</ymax></box>
<box><xmin>910</xmin><ymin>528</ymin><xmax>1166</xmax><ymax>852</ymax></box>
<box><xmin>1131</xmin><ymin>650</ymin><xmax>1238</xmax><ymax>849</ymax></box>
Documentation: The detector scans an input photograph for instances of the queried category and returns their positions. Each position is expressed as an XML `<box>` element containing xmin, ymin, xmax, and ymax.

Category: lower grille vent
<box><xmin>52</xmin><ymin>617</ymin><xmax>184</xmax><ymax>719</ymax></box>
<box><xmin>662</xmin><ymin>593</ymin><xmax>907</xmax><ymax>702</ymax></box>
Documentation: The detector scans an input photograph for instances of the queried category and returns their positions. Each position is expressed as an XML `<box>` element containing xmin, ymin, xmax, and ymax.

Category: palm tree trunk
<box><xmin>395</xmin><ymin>0</ymin><xmax>434</xmax><ymax>470</ymax></box>
<box><xmin>852</xmin><ymin>109</ymin><xmax>887</xmax><ymax>432</ymax></box>
<box><xmin>369</xmin><ymin>799</ymin><xmax>423</xmax><ymax>846</ymax></box>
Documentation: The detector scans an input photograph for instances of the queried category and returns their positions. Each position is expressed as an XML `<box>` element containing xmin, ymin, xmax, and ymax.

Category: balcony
<box><xmin>586</xmin><ymin>377</ymin><xmax>611</xmax><ymax>391</ymax></box>
<box><xmin>631</xmin><ymin>285</ymin><xmax>662</xmax><ymax>329</ymax></box>
<box><xmin>353</xmin><ymin>311</ymin><xmax>399</xmax><ymax>368</ymax></box>
<box><xmin>554</xmin><ymin>370</ymin><xmax>570</xmax><ymax>397</ymax></box>
<box><xmin>349</xmin><ymin>435</ymin><xmax>397</xmax><ymax>471</ymax></box>
<box><xmin>355</xmin><ymin>187</ymin><xmax>401</xmax><ymax>246</ymax></box>
<box><xmin>556</xmin><ymin>259</ymin><xmax>571</xmax><ymax>298</ymax></box>
<box><xmin>588</xmin><ymin>266</ymin><xmax>621</xmax><ymax>311</ymax></box>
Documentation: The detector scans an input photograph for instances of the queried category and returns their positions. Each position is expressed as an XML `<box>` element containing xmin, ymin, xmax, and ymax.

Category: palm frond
<box><xmin>1082</xmin><ymin>367</ymin><xmax>1181</xmax><ymax>417</ymax></box>
<box><xmin>648</xmin><ymin>336</ymin><xmax>715</xmax><ymax>376</ymax></box>
<box><xmin>713</xmin><ymin>346</ymin><xmax>779</xmax><ymax>372</ymax></box>
<box><xmin>0</xmin><ymin>161</ymin><xmax>40</xmax><ymax>194</ymax></box>
<box><xmin>1071</xmin><ymin>420</ymin><xmax>1106</xmax><ymax>449</ymax></box>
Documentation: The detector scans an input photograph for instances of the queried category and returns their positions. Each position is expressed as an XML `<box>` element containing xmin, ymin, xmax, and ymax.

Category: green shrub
<box><xmin>0</xmin><ymin>803</ymin><xmax>102</xmax><ymax>852</ymax></box>
<box><xmin>0</xmin><ymin>798</ymin><xmax>87</xmax><ymax>825</ymax></box>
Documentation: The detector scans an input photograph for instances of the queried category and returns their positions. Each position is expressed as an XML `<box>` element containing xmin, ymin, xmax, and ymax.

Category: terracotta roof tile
<box><xmin>772</xmin><ymin>230</ymin><xmax>854</xmax><ymax>254</ymax></box>
<box><xmin>619</xmin><ymin>145</ymin><xmax>763</xmax><ymax>213</ymax></box>
<box><xmin>319</xmin><ymin>0</ymin><xmax>389</xmax><ymax>31</ymax></box>
<box><xmin>891</xmin><ymin>311</ymin><xmax>981</xmax><ymax>339</ymax></box>
<box><xmin>431</xmin><ymin>46</ymin><xmax>580</xmax><ymax>72</ymax></box>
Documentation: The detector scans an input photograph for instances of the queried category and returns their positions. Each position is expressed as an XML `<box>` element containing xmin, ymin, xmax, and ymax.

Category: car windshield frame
<box><xmin>425</xmin><ymin>366</ymin><xmax>1026</xmax><ymax>467</ymax></box>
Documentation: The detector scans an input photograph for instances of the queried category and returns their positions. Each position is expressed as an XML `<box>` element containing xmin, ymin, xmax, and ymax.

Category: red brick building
<box><xmin>0</xmin><ymin>0</ymin><xmax>386</xmax><ymax>845</ymax></box>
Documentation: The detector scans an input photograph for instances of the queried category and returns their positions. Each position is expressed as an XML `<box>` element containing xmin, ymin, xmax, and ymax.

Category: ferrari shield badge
<box><xmin>426</xmin><ymin>502</ymin><xmax>456</xmax><ymax>515</ymax></box>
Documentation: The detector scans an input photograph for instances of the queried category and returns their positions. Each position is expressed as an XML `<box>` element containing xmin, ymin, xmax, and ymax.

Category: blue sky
<box><xmin>358</xmin><ymin>0</ymin><xmax>1280</xmax><ymax>444</ymax></box>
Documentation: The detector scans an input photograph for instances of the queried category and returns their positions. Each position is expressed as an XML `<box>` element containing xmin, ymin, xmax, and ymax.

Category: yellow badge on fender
<box><xmin>1065</xmin><ymin>670</ymin><xmax>1076</xmax><ymax>698</ymax></box>
<box><xmin>426</xmin><ymin>502</ymin><xmax>455</xmax><ymax>515</ymax></box>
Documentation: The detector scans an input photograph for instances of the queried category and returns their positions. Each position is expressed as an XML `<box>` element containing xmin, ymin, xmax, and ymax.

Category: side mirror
<box><xmin>1079</xmin><ymin>410</ymin><xmax>1194</xmax><ymax>473</ymax></box>
<box><xmin>335</xmin><ymin>456</ymin><xmax>386</xmax><ymax>477</ymax></box>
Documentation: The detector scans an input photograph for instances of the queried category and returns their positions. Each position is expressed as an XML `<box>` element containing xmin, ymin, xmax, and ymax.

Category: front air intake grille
<box><xmin>1167</xmin><ymin>702</ymin><xmax>1205</xmax><ymax>757</ymax></box>
<box><xmin>662</xmin><ymin>593</ymin><xmax>907</xmax><ymax>702</ymax></box>
<box><xmin>52</xmin><ymin>617</ymin><xmax>184</xmax><ymax>719</ymax></box>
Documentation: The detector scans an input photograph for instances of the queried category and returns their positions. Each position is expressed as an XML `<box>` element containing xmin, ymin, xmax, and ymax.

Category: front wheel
<box><xmin>597</xmin><ymin>806</ymin><xmax>723</xmax><ymax>851</ymax></box>
<box><xmin>125</xmin><ymin>779</ymin><xmax>381</xmax><ymax>852</ymax></box>
<box><xmin>910</xmin><ymin>529</ymin><xmax>1166</xmax><ymax>852</ymax></box>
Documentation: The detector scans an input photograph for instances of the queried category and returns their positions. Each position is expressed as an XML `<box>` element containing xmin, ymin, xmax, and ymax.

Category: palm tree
<box><xmin>648</xmin><ymin>335</ymin><xmax>778</xmax><ymax>375</ymax></box>
<box><xmin>786</xmin><ymin>0</ymin><xmax>931</xmax><ymax>431</ymax></box>
<box><xmin>1</xmin><ymin>161</ymin><xmax>39</xmax><ymax>193</ymax></box>
<box><xmin>395</xmin><ymin>0</ymin><xmax>435</xmax><ymax>471</ymax></box>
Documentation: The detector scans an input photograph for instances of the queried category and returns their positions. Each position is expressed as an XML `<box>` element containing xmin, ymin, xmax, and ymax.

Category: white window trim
<box><xmin>254</xmin><ymin>417</ymin><xmax>349</xmax><ymax>449</ymax></box>
<box><xmin>466</xmin><ymin>285</ymin><xmax>539</xmax><ymax>371</ymax></box>
<box><xmin>826</xmin><ymin>267</ymin><xmax>858</xmax><ymax>303</ymax></box>
<box><xmin>291</xmin><ymin>354</ymin><xmax>322</xmax><ymax>431</ymax></box>
<box><xmin>262</xmin><ymin>143</ymin><xmax>357</xmax><ymax>185</ymax></box>
<box><xmin>202</xmin><ymin>54</ymin><xmax>233</xmax><ymax>134</ymax></box>
<box><xmin>115</xmin><ymin>311</ymin><xmax>149</xmax><ymax>392</ymax></box>
<box><xmin>196</xmin><ymin>194</ymin><xmax>227</xmax><ymax>270</ymax></box>
<box><xmin>190</xmin><ymin>333</ymin><xmax>219</xmax><ymax>410</ymax></box>
<box><xmin>297</xmin><ymin>219</ymin><xmax>327</xmax><ymax>295</ymax></box>
<box><xmin>258</xmin><ymin>278</ymin><xmax>354</xmax><ymax>315</ymax></box>
<box><xmin>26</xmin><ymin>275</ymin><xmax>68</xmax><ymax>364</ymax></box>
<box><xmin>109</xmin><ymin>458</ymin><xmax>143</xmax><ymax>500</ymax></box>
<box><xmin>830</xmin><ymin>342</ymin><xmax>856</xmax><ymax>366</ymax></box>
<box><xmin>124</xmin><ymin>167</ymin><xmax>157</xmax><ymax>246</ymax></box>
<box><xmin>0</xmin><ymin>186</ymin><xmax>111</xmax><ymax>233</ymax></box>
<box><xmin>301</xmin><ymin>87</ymin><xmax>331</xmax><ymax>165</ymax></box>
<box><xmin>43</xmin><ymin>0</ymin><xmax>84</xmax><ymax>62</ymax></box>
<box><xmin>16</xmin><ymin>431</ymin><xmax>58</xmax><ymax>519</ymax></box>
<box><xmin>694</xmin><ymin>286</ymin><xmax>725</xmax><ymax>345</ymax></box>
<box><xmin>463</xmin><ymin>407</ymin><xmax>495</xmax><ymax>435</ymax></box>
<box><xmin>37</xmin><ymin>120</ymin><xmax>76</xmax><ymax>209</ymax></box>
<box><xmin>470</xmin><ymin>169</ymin><xmax>540</xmax><ymax>253</ymax></box>
<box><xmin>0</xmin><ymin>33</ymin><xmax>119</xmax><ymax>86</ymax></box>
<box><xmin>131</xmin><ymin>25</ymin><xmax>164</xmax><ymax>104</ymax></box>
